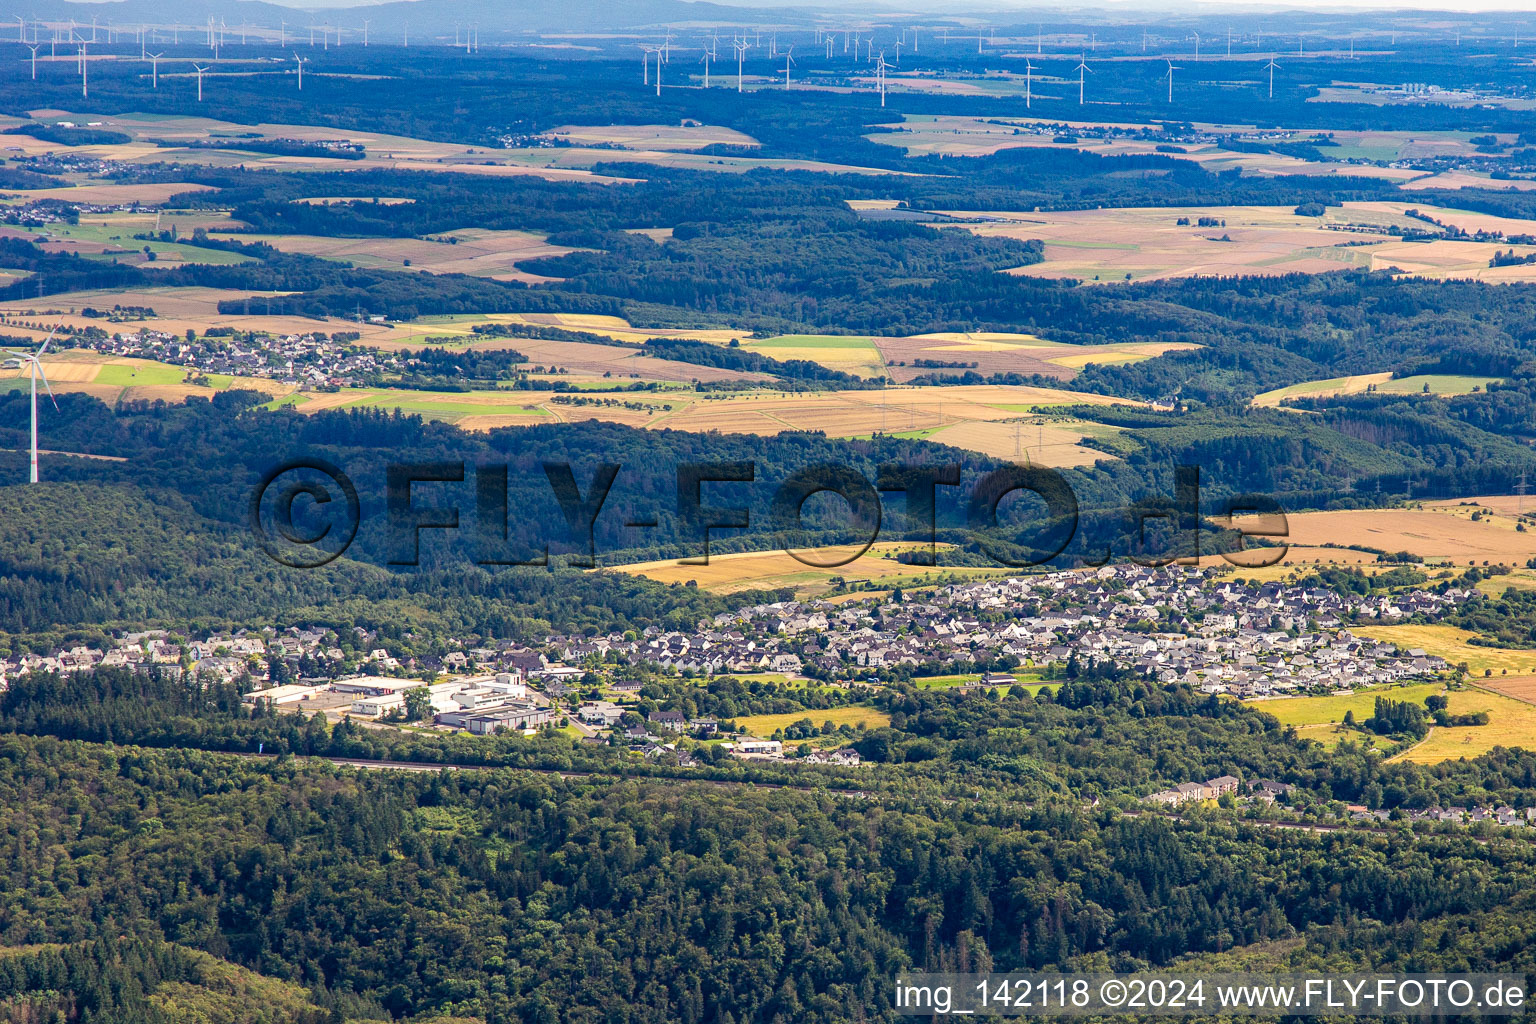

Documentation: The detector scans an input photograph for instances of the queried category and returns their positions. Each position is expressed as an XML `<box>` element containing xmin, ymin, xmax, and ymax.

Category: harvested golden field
<box><xmin>212</xmin><ymin>228</ymin><xmax>580</xmax><ymax>283</ymax></box>
<box><xmin>0</xmin><ymin>182</ymin><xmax>217</xmax><ymax>205</ymax></box>
<box><xmin>627</xmin><ymin>385</ymin><xmax>1136</xmax><ymax>464</ymax></box>
<box><xmin>734</xmin><ymin>706</ymin><xmax>892</xmax><ymax>737</ymax></box>
<box><xmin>875</xmin><ymin>332</ymin><xmax>1194</xmax><ymax>382</ymax></box>
<box><xmin>1356</xmin><ymin>625</ymin><xmax>1536</xmax><ymax>677</ymax></box>
<box><xmin>922</xmin><ymin>419</ymin><xmax>1119</xmax><ymax>466</ymax></box>
<box><xmin>1277</xmin><ymin>505</ymin><xmax>1536</xmax><ymax>564</ymax></box>
<box><xmin>1486</xmin><ymin>674</ymin><xmax>1536</xmax><ymax>704</ymax></box>
<box><xmin>940</xmin><ymin>205</ymin><xmax>1379</xmax><ymax>283</ymax></box>
<box><xmin>1252</xmin><ymin>373</ymin><xmax>1502</xmax><ymax>407</ymax></box>
<box><xmin>604</xmin><ymin>542</ymin><xmax>1013</xmax><ymax>597</ymax></box>
<box><xmin>543</xmin><ymin>123</ymin><xmax>758</xmax><ymax>150</ymax></box>
<box><xmin>375</xmin><ymin>312</ymin><xmax>742</xmax><ymax>347</ymax></box>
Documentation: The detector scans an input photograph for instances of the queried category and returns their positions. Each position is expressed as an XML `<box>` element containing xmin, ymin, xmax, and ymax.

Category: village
<box><xmin>0</xmin><ymin>565</ymin><xmax>1468</xmax><ymax>762</ymax></box>
<box><xmin>0</xmin><ymin>313</ymin><xmax>392</xmax><ymax>389</ymax></box>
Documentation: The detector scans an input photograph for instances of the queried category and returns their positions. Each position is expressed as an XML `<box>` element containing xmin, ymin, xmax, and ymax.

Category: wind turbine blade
<box><xmin>36</xmin><ymin>363</ymin><xmax>57</xmax><ymax>410</ymax></box>
<box><xmin>37</xmin><ymin>319</ymin><xmax>61</xmax><ymax>354</ymax></box>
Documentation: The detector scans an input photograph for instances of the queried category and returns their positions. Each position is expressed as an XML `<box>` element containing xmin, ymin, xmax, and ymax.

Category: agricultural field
<box><xmin>873</xmin><ymin>332</ymin><xmax>1195</xmax><ymax>382</ymax></box>
<box><xmin>1246</xmin><ymin>682</ymin><xmax>1445</xmax><ymax>750</ymax></box>
<box><xmin>622</xmin><ymin>383</ymin><xmax>1135</xmax><ymax>463</ymax></box>
<box><xmin>1252</xmin><ymin>372</ymin><xmax>1502</xmax><ymax>407</ymax></box>
<box><xmin>2</xmin><ymin>219</ymin><xmax>251</xmax><ymax>270</ymax></box>
<box><xmin>602</xmin><ymin>542</ymin><xmax>1014</xmax><ymax>596</ymax></box>
<box><xmin>731</xmin><ymin>331</ymin><xmax>1193</xmax><ymax>382</ymax></box>
<box><xmin>935</xmin><ymin>203</ymin><xmax>1536</xmax><ymax>284</ymax></box>
<box><xmin>319</xmin><ymin>381</ymin><xmax>1140</xmax><ymax>450</ymax></box>
<box><xmin>1356</xmin><ymin>625</ymin><xmax>1536</xmax><ymax>677</ymax></box>
<box><xmin>870</xmin><ymin>114</ymin><xmax>1425</xmax><ymax>182</ymax></box>
<box><xmin>732</xmin><ymin>706</ymin><xmax>892</xmax><ymax>738</ymax></box>
<box><xmin>1275</xmin><ymin>505</ymin><xmax>1536</xmax><ymax>564</ymax></box>
<box><xmin>742</xmin><ymin>335</ymin><xmax>888</xmax><ymax>376</ymax></box>
<box><xmin>540</xmin><ymin>123</ymin><xmax>759</xmax><ymax>150</ymax></box>
<box><xmin>280</xmin><ymin>388</ymin><xmax>548</xmax><ymax>426</ymax></box>
<box><xmin>5</xmin><ymin>109</ymin><xmax>625</xmax><ymax>183</ymax></box>
<box><xmin>376</xmin><ymin>312</ymin><xmax>742</xmax><ymax>347</ymax></box>
<box><xmin>1391</xmin><ymin>687</ymin><xmax>1536</xmax><ymax>764</ymax></box>
<box><xmin>209</xmin><ymin>227</ymin><xmax>580</xmax><ymax>283</ymax></box>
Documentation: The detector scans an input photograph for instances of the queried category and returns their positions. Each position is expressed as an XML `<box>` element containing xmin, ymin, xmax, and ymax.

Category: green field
<box><xmin>93</xmin><ymin>362</ymin><xmax>190</xmax><ymax>387</ymax></box>
<box><xmin>1375</xmin><ymin>375</ymin><xmax>1501</xmax><ymax>395</ymax></box>
<box><xmin>23</xmin><ymin>224</ymin><xmax>253</xmax><ymax>266</ymax></box>
<box><xmin>912</xmin><ymin>673</ymin><xmax>1053</xmax><ymax>693</ymax></box>
<box><xmin>332</xmin><ymin>390</ymin><xmax>548</xmax><ymax>419</ymax></box>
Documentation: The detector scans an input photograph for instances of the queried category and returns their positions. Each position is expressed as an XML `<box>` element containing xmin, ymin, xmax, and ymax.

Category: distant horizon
<box><xmin>31</xmin><ymin>0</ymin><xmax>1536</xmax><ymax>14</ymax></box>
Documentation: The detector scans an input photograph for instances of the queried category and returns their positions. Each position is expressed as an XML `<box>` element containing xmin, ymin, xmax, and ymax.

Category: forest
<box><xmin>3</xmin><ymin>675</ymin><xmax>1536</xmax><ymax>1022</ymax></box>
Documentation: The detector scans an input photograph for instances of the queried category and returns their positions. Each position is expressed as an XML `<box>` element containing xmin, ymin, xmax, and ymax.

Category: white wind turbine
<box><xmin>782</xmin><ymin>46</ymin><xmax>794</xmax><ymax>88</ymax></box>
<box><xmin>875</xmin><ymin>51</ymin><xmax>891</xmax><ymax>106</ymax></box>
<box><xmin>1264</xmin><ymin>56</ymin><xmax>1279</xmax><ymax>99</ymax></box>
<box><xmin>1164</xmin><ymin>58</ymin><xmax>1180</xmax><ymax>103</ymax></box>
<box><xmin>193</xmin><ymin>62</ymin><xmax>209</xmax><ymax>101</ymax></box>
<box><xmin>293</xmin><ymin>50</ymin><xmax>307</xmax><ymax>89</ymax></box>
<box><xmin>5</xmin><ymin>323</ymin><xmax>61</xmax><ymax>484</ymax></box>
<box><xmin>1075</xmin><ymin>56</ymin><xmax>1092</xmax><ymax>104</ymax></box>
<box><xmin>1024</xmin><ymin>57</ymin><xmax>1034</xmax><ymax>108</ymax></box>
<box><xmin>27</xmin><ymin>44</ymin><xmax>39</xmax><ymax>79</ymax></box>
<box><xmin>148</xmin><ymin>50</ymin><xmax>162</xmax><ymax>87</ymax></box>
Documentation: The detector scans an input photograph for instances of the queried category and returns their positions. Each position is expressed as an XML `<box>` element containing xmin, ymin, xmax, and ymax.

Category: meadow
<box><xmin>1391</xmin><ymin>687</ymin><xmax>1536</xmax><ymax>764</ymax></box>
<box><xmin>1246</xmin><ymin>682</ymin><xmax>1445</xmax><ymax>750</ymax></box>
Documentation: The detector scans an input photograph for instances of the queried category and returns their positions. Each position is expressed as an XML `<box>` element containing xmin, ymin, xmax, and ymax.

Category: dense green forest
<box><xmin>4</xmin><ymin>680</ymin><xmax>1536</xmax><ymax>1022</ymax></box>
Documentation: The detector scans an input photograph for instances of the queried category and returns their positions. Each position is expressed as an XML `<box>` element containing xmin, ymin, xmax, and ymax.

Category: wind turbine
<box><xmin>193</xmin><ymin>62</ymin><xmax>208</xmax><ymax>101</ymax></box>
<box><xmin>1075</xmin><ymin>56</ymin><xmax>1092</xmax><ymax>104</ymax></box>
<box><xmin>735</xmin><ymin>37</ymin><xmax>747</xmax><ymax>92</ymax></box>
<box><xmin>293</xmin><ymin>50</ymin><xmax>307</xmax><ymax>89</ymax></box>
<box><xmin>1024</xmin><ymin>57</ymin><xmax>1034</xmax><ymax>108</ymax></box>
<box><xmin>876</xmin><ymin>51</ymin><xmax>891</xmax><ymax>106</ymax></box>
<box><xmin>1164</xmin><ymin>58</ymin><xmax>1180</xmax><ymax>103</ymax></box>
<box><xmin>782</xmin><ymin>46</ymin><xmax>794</xmax><ymax>89</ymax></box>
<box><xmin>5</xmin><ymin>323</ymin><xmax>61</xmax><ymax>484</ymax></box>
<box><xmin>700</xmin><ymin>46</ymin><xmax>711</xmax><ymax>87</ymax></box>
<box><xmin>362</xmin><ymin>18</ymin><xmax>369</xmax><ymax>46</ymax></box>
<box><xmin>1192</xmin><ymin>29</ymin><xmax>1200</xmax><ymax>61</ymax></box>
<box><xmin>148</xmin><ymin>51</ymin><xmax>162</xmax><ymax>87</ymax></box>
<box><xmin>27</xmin><ymin>44</ymin><xmax>38</xmax><ymax>79</ymax></box>
<box><xmin>1265</xmin><ymin>56</ymin><xmax>1279</xmax><ymax>98</ymax></box>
